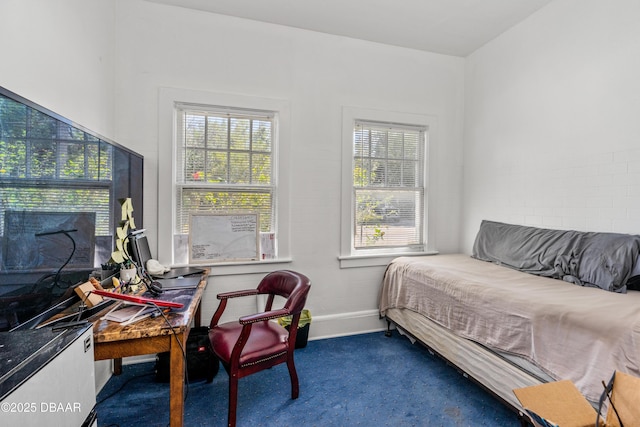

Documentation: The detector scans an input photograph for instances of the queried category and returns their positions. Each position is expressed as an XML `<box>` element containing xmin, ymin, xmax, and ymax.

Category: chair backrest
<box><xmin>257</xmin><ymin>270</ymin><xmax>311</xmax><ymax>315</ymax></box>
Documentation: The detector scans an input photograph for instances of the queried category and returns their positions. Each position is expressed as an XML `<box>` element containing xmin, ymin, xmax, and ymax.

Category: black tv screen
<box><xmin>0</xmin><ymin>86</ymin><xmax>143</xmax><ymax>331</ymax></box>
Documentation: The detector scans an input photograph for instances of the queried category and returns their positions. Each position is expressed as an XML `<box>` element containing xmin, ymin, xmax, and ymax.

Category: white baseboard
<box><xmin>306</xmin><ymin>309</ymin><xmax>387</xmax><ymax>341</ymax></box>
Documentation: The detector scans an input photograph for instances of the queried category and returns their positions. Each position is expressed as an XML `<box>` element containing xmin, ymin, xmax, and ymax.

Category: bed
<box><xmin>379</xmin><ymin>220</ymin><xmax>640</xmax><ymax>413</ymax></box>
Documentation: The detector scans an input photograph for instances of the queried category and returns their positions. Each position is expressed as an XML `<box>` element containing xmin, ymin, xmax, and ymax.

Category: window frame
<box><xmin>158</xmin><ymin>88</ymin><xmax>292</xmax><ymax>274</ymax></box>
<box><xmin>339</xmin><ymin>106</ymin><xmax>438</xmax><ymax>268</ymax></box>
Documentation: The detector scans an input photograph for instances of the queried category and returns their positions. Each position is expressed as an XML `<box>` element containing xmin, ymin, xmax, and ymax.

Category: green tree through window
<box><xmin>0</xmin><ymin>93</ymin><xmax>113</xmax><ymax>237</ymax></box>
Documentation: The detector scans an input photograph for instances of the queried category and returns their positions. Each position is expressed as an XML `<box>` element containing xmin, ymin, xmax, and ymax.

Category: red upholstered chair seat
<box><xmin>209</xmin><ymin>321</ymin><xmax>289</xmax><ymax>367</ymax></box>
<box><xmin>208</xmin><ymin>270</ymin><xmax>311</xmax><ymax>427</ymax></box>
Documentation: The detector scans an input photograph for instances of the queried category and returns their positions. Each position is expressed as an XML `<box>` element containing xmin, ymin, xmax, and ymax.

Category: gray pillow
<box><xmin>472</xmin><ymin>220</ymin><xmax>640</xmax><ymax>293</ymax></box>
<box><xmin>576</xmin><ymin>232</ymin><xmax>640</xmax><ymax>293</ymax></box>
<box><xmin>472</xmin><ymin>220</ymin><xmax>581</xmax><ymax>279</ymax></box>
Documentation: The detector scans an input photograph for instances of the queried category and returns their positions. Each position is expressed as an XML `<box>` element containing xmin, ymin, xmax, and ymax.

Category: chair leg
<box><xmin>286</xmin><ymin>354</ymin><xmax>300</xmax><ymax>399</ymax></box>
<box><xmin>228</xmin><ymin>374</ymin><xmax>238</xmax><ymax>427</ymax></box>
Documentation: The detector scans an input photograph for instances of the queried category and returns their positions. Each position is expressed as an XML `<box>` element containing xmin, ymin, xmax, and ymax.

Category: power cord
<box><xmin>123</xmin><ymin>231</ymin><xmax>163</xmax><ymax>296</ymax></box>
<box><xmin>601</xmin><ymin>380</ymin><xmax>625</xmax><ymax>427</ymax></box>
<box><xmin>96</xmin><ymin>372</ymin><xmax>155</xmax><ymax>405</ymax></box>
<box><xmin>151</xmin><ymin>302</ymin><xmax>191</xmax><ymax>402</ymax></box>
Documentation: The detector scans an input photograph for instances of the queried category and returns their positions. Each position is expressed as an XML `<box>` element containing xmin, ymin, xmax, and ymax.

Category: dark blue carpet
<box><xmin>96</xmin><ymin>331</ymin><xmax>520</xmax><ymax>426</ymax></box>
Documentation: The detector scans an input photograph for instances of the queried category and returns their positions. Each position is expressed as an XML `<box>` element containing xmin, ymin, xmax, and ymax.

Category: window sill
<box><xmin>197</xmin><ymin>258</ymin><xmax>294</xmax><ymax>276</ymax></box>
<box><xmin>338</xmin><ymin>251</ymin><xmax>439</xmax><ymax>269</ymax></box>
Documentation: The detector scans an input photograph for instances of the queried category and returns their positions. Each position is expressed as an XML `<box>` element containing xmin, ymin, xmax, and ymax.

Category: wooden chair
<box><xmin>208</xmin><ymin>270</ymin><xmax>311</xmax><ymax>427</ymax></box>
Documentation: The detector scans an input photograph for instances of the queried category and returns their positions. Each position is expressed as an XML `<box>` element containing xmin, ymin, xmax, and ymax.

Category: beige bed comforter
<box><xmin>379</xmin><ymin>254</ymin><xmax>640</xmax><ymax>403</ymax></box>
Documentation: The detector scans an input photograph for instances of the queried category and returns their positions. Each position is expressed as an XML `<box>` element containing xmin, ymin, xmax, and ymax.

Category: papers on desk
<box><xmin>101</xmin><ymin>304</ymin><xmax>158</xmax><ymax>326</ymax></box>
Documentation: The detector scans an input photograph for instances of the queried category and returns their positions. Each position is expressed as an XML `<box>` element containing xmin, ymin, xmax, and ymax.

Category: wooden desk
<box><xmin>90</xmin><ymin>270</ymin><xmax>209</xmax><ymax>427</ymax></box>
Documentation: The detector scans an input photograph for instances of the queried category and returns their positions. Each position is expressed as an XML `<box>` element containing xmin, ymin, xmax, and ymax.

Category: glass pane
<box><xmin>354</xmin><ymin>188</ymin><xmax>422</xmax><ymax>249</ymax></box>
<box><xmin>206</xmin><ymin>151</ymin><xmax>228</xmax><ymax>183</ymax></box>
<box><xmin>0</xmin><ymin>186</ymin><xmax>111</xmax><ymax>235</ymax></box>
<box><xmin>99</xmin><ymin>141</ymin><xmax>112</xmax><ymax>180</ymax></box>
<box><xmin>185</xmin><ymin>148</ymin><xmax>206</xmax><ymax>182</ymax></box>
<box><xmin>387</xmin><ymin>160</ymin><xmax>402</xmax><ymax>186</ymax></box>
<box><xmin>403</xmin><ymin>160</ymin><xmax>417</xmax><ymax>186</ymax></box>
<box><xmin>178</xmin><ymin>188</ymin><xmax>273</xmax><ymax>233</ymax></box>
<box><xmin>57</xmin><ymin>123</ymin><xmax>74</xmax><ymax>140</ymax></box>
<box><xmin>404</xmin><ymin>133</ymin><xmax>419</xmax><ymax>159</ymax></box>
<box><xmin>30</xmin><ymin>141</ymin><xmax>56</xmax><ymax>178</ymax></box>
<box><xmin>206</xmin><ymin>116</ymin><xmax>227</xmax><ymax>149</ymax></box>
<box><xmin>371</xmin><ymin>160</ymin><xmax>386</xmax><ymax>186</ymax></box>
<box><xmin>0</xmin><ymin>96</ymin><xmax>27</xmax><ymax>138</ymax></box>
<box><xmin>229</xmin><ymin>118</ymin><xmax>250</xmax><ymax>150</ymax></box>
<box><xmin>252</xmin><ymin>120</ymin><xmax>271</xmax><ymax>152</ymax></box>
<box><xmin>184</xmin><ymin>113</ymin><xmax>205</xmax><ymax>148</ymax></box>
<box><xmin>86</xmin><ymin>142</ymin><xmax>100</xmax><ymax>180</ymax></box>
<box><xmin>370</xmin><ymin>129</ymin><xmax>387</xmax><ymax>158</ymax></box>
<box><xmin>353</xmin><ymin>127</ymin><xmax>370</xmax><ymax>157</ymax></box>
<box><xmin>353</xmin><ymin>158</ymin><xmax>367</xmax><ymax>187</ymax></box>
<box><xmin>71</xmin><ymin>127</ymin><xmax>87</xmax><ymax>141</ymax></box>
<box><xmin>60</xmin><ymin>141</ymin><xmax>86</xmax><ymax>179</ymax></box>
<box><xmin>251</xmin><ymin>153</ymin><xmax>271</xmax><ymax>184</ymax></box>
<box><xmin>388</xmin><ymin>131</ymin><xmax>403</xmax><ymax>159</ymax></box>
<box><xmin>0</xmin><ymin>139</ymin><xmax>26</xmax><ymax>178</ymax></box>
<box><xmin>29</xmin><ymin>110</ymin><xmax>56</xmax><ymax>139</ymax></box>
<box><xmin>229</xmin><ymin>152</ymin><xmax>250</xmax><ymax>183</ymax></box>
<box><xmin>354</xmin><ymin>158</ymin><xmax>374</xmax><ymax>187</ymax></box>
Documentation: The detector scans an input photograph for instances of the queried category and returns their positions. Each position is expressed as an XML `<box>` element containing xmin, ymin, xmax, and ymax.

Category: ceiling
<box><xmin>145</xmin><ymin>0</ymin><xmax>553</xmax><ymax>56</ymax></box>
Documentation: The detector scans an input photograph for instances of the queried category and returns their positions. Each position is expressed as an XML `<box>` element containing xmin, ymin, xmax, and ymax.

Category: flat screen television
<box><xmin>0</xmin><ymin>86</ymin><xmax>143</xmax><ymax>331</ymax></box>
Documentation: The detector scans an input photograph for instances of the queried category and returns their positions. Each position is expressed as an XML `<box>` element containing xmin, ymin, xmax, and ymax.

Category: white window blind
<box><xmin>0</xmin><ymin>95</ymin><xmax>113</xmax><ymax>236</ymax></box>
<box><xmin>174</xmin><ymin>104</ymin><xmax>276</xmax><ymax>262</ymax></box>
<box><xmin>353</xmin><ymin>120</ymin><xmax>426</xmax><ymax>250</ymax></box>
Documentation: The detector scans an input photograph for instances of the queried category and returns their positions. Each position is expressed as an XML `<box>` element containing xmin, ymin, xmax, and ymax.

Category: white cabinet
<box><xmin>0</xmin><ymin>325</ymin><xmax>97</xmax><ymax>426</ymax></box>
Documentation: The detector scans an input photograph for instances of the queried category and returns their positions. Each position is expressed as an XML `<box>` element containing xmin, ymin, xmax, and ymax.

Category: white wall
<box><xmin>463</xmin><ymin>0</ymin><xmax>640</xmax><ymax>251</ymax></box>
<box><xmin>0</xmin><ymin>0</ymin><xmax>116</xmax><ymax>139</ymax></box>
<box><xmin>112</xmin><ymin>1</ymin><xmax>465</xmax><ymax>337</ymax></box>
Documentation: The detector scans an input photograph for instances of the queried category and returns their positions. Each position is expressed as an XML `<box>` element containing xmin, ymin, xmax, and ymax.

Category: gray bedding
<box><xmin>379</xmin><ymin>254</ymin><xmax>640</xmax><ymax>404</ymax></box>
<box><xmin>472</xmin><ymin>220</ymin><xmax>640</xmax><ymax>293</ymax></box>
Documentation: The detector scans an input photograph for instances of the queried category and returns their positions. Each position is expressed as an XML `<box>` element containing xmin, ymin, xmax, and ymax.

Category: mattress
<box><xmin>379</xmin><ymin>254</ymin><xmax>640</xmax><ymax>404</ymax></box>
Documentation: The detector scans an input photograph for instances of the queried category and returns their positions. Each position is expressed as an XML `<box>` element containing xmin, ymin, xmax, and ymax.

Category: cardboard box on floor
<box><xmin>513</xmin><ymin>371</ymin><xmax>640</xmax><ymax>427</ymax></box>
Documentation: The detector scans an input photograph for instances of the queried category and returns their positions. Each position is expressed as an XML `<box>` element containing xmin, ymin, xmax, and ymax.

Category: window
<box><xmin>172</xmin><ymin>103</ymin><xmax>276</xmax><ymax>264</ymax></box>
<box><xmin>353</xmin><ymin>120</ymin><xmax>425</xmax><ymax>250</ymax></box>
<box><xmin>159</xmin><ymin>88</ymin><xmax>290</xmax><ymax>269</ymax></box>
<box><xmin>340</xmin><ymin>107</ymin><xmax>434</xmax><ymax>266</ymax></box>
